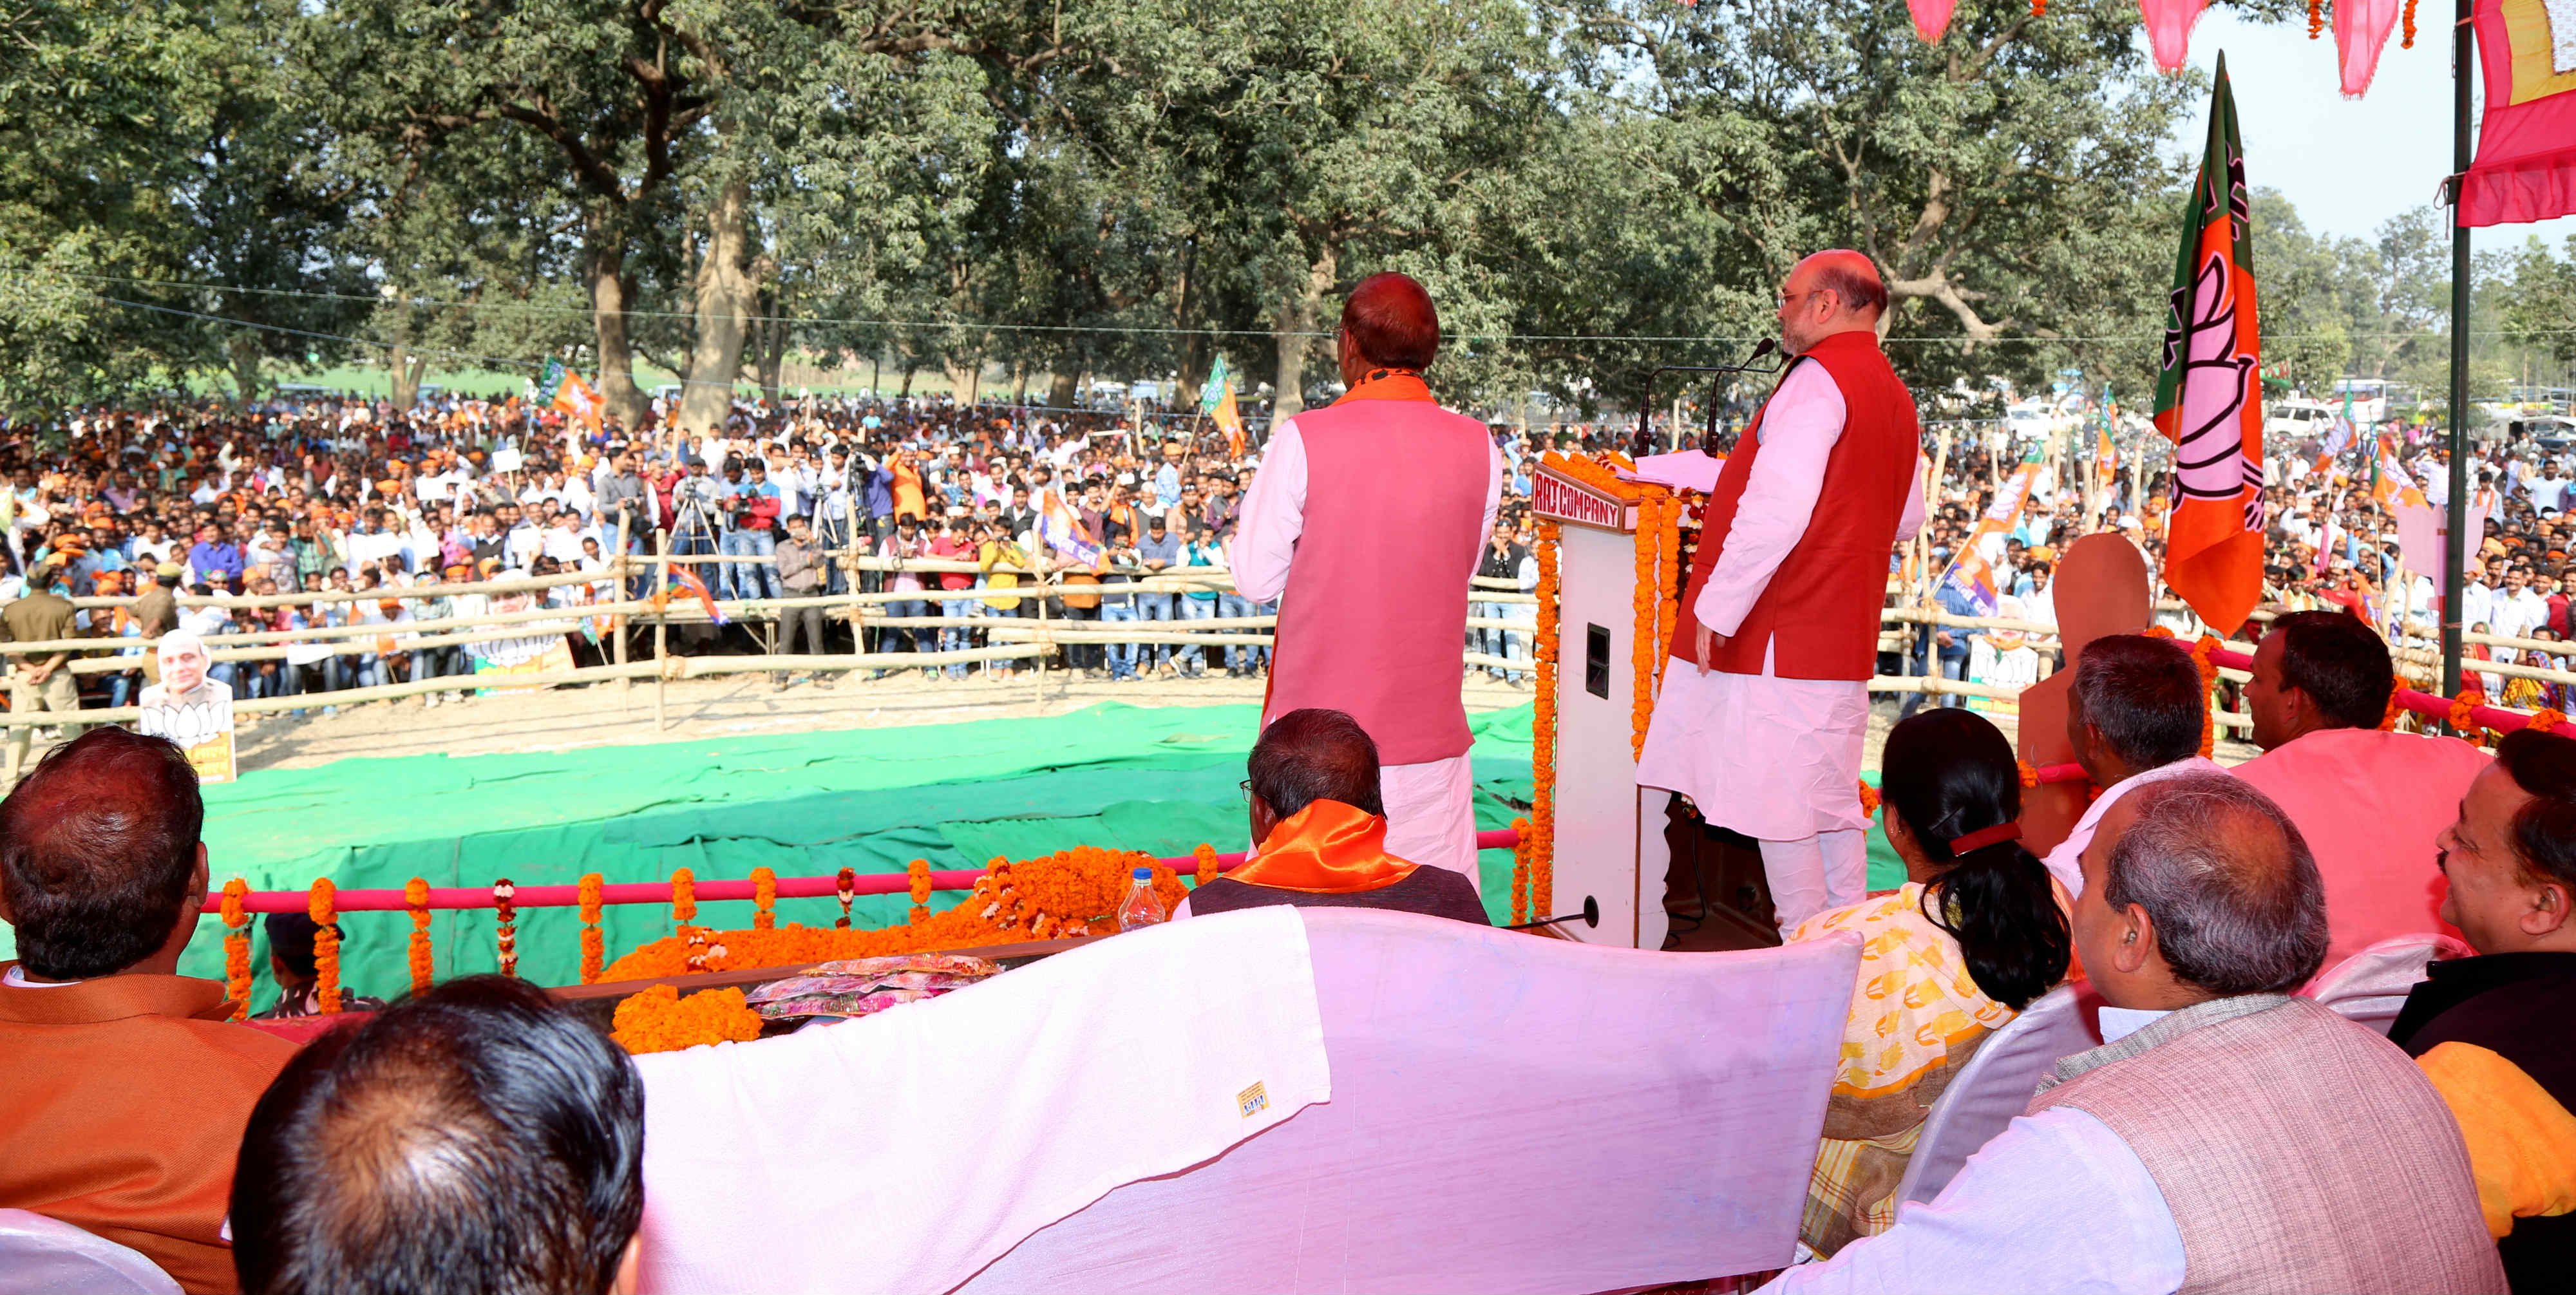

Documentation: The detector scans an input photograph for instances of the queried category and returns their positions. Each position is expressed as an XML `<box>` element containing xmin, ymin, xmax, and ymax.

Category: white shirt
<box><xmin>1761</xmin><ymin>1106</ymin><xmax>2186</xmax><ymax>1295</ymax></box>
<box><xmin>2038</xmin><ymin>757</ymin><xmax>2228</xmax><ymax>896</ymax></box>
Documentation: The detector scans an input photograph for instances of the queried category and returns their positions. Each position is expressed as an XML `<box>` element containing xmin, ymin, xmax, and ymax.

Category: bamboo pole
<box><xmin>654</xmin><ymin>531</ymin><xmax>670</xmax><ymax>732</ymax></box>
<box><xmin>612</xmin><ymin>515</ymin><xmax>630</xmax><ymax>698</ymax></box>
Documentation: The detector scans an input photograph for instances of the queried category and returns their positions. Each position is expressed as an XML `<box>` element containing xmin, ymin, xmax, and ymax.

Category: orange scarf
<box><xmin>1226</xmin><ymin>799</ymin><xmax>1420</xmax><ymax>894</ymax></box>
<box><xmin>1333</xmin><ymin>371</ymin><xmax>1435</xmax><ymax>405</ymax></box>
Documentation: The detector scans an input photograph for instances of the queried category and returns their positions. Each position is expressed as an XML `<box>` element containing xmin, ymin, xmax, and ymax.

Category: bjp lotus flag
<box><xmin>2096</xmin><ymin>424</ymin><xmax>2119</xmax><ymax>493</ymax></box>
<box><xmin>553</xmin><ymin>372</ymin><xmax>604</xmax><ymax>429</ymax></box>
<box><xmin>2149</xmin><ymin>53</ymin><xmax>2266</xmax><ymax>637</ymax></box>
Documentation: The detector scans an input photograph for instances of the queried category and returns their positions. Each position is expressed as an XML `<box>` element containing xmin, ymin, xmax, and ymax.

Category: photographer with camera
<box><xmin>720</xmin><ymin>457</ymin><xmax>784</xmax><ymax>603</ymax></box>
<box><xmin>668</xmin><ymin>457</ymin><xmax>724</xmax><ymax>573</ymax></box>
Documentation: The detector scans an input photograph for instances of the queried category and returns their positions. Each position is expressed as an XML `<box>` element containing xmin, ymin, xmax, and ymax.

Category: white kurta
<box><xmin>1634</xmin><ymin>361</ymin><xmax>1925</xmax><ymax>842</ymax></box>
<box><xmin>1230</xmin><ymin>415</ymin><xmax>1507</xmax><ymax>885</ymax></box>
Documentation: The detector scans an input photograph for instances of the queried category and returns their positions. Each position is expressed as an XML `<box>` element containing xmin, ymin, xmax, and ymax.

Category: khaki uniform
<box><xmin>132</xmin><ymin>582</ymin><xmax>178</xmax><ymax>685</ymax></box>
<box><xmin>3</xmin><ymin>591</ymin><xmax>85</xmax><ymax>777</ymax></box>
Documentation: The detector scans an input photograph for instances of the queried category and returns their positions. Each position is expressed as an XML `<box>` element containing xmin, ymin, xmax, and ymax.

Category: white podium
<box><xmin>1531</xmin><ymin>462</ymin><xmax>1682</xmax><ymax>951</ymax></box>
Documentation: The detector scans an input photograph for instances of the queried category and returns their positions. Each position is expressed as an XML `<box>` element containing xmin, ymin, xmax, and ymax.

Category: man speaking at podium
<box><xmin>1231</xmin><ymin>272</ymin><xmax>1504</xmax><ymax>885</ymax></box>
<box><xmin>1638</xmin><ymin>250</ymin><xmax>1923</xmax><ymax>931</ymax></box>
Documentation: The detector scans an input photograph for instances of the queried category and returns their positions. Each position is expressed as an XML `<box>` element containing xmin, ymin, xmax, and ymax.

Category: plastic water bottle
<box><xmin>1117</xmin><ymin>866</ymin><xmax>1166</xmax><ymax>931</ymax></box>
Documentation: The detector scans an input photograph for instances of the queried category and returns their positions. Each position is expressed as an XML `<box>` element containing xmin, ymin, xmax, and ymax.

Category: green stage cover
<box><xmin>0</xmin><ymin>703</ymin><xmax>1533</xmax><ymax>1008</ymax></box>
<box><xmin>0</xmin><ymin>700</ymin><xmax>1902</xmax><ymax>1005</ymax></box>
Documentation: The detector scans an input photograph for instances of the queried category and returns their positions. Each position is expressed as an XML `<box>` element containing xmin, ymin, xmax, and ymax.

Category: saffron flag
<box><xmin>1198</xmin><ymin>356</ymin><xmax>1231</xmax><ymax>416</ymax></box>
<box><xmin>1944</xmin><ymin>542</ymin><xmax>2003</xmax><ymax>617</ymax></box>
<box><xmin>651</xmin><ymin>566</ymin><xmax>727</xmax><ymax>625</ymax></box>
<box><xmin>553</xmin><ymin>372</ymin><xmax>604</xmax><ymax>428</ymax></box>
<box><xmin>1034</xmin><ymin>495</ymin><xmax>1103</xmax><ymax>565</ymax></box>
<box><xmin>2462</xmin><ymin>0</ymin><xmax>2576</xmax><ymax>226</ymax></box>
<box><xmin>2097</xmin><ymin>425</ymin><xmax>2120</xmax><ymax>493</ymax></box>
<box><xmin>2150</xmin><ymin>53</ymin><xmax>2267</xmax><ymax>637</ymax></box>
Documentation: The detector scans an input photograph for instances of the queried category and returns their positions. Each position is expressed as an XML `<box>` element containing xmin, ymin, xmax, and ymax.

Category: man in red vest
<box><xmin>1637</xmin><ymin>250</ymin><xmax>1924</xmax><ymax>932</ymax></box>
<box><xmin>1231</xmin><ymin>273</ymin><xmax>1503</xmax><ymax>887</ymax></box>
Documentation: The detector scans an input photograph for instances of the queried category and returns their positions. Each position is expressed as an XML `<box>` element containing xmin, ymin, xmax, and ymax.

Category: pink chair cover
<box><xmin>952</xmin><ymin>910</ymin><xmax>1862</xmax><ymax>1294</ymax></box>
<box><xmin>2333</xmin><ymin>0</ymin><xmax>2402</xmax><ymax>96</ymax></box>
<box><xmin>2137</xmin><ymin>0</ymin><xmax>2211</xmax><ymax>72</ymax></box>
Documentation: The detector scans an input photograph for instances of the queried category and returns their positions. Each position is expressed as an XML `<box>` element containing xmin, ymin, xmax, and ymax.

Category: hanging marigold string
<box><xmin>1531</xmin><ymin>519</ymin><xmax>1562</xmax><ymax>921</ymax></box>
<box><xmin>835</xmin><ymin>867</ymin><xmax>856</xmax><ymax>928</ymax></box>
<box><xmin>907</xmin><ymin>858</ymin><xmax>934</xmax><ymax>925</ymax></box>
<box><xmin>1631</xmin><ymin>493</ymin><xmax>1663</xmax><ymax>762</ymax></box>
<box><xmin>670</xmin><ymin>867</ymin><xmax>697</xmax><ymax>926</ymax></box>
<box><xmin>2017</xmin><ymin>759</ymin><xmax>2042</xmax><ymax>789</ymax></box>
<box><xmin>2401</xmin><ymin>0</ymin><xmax>2418</xmax><ymax>45</ymax></box>
<box><xmin>2451</xmin><ymin>688</ymin><xmax>2489</xmax><ymax>743</ymax></box>
<box><xmin>2382</xmin><ymin>689</ymin><xmax>2405</xmax><ymax>731</ymax></box>
<box><xmin>406</xmin><ymin>877</ymin><xmax>434</xmax><ymax>996</ymax></box>
<box><xmin>2190</xmin><ymin>634</ymin><xmax>2222</xmax><ymax>759</ymax></box>
<box><xmin>1858</xmin><ymin>780</ymin><xmax>1880</xmax><ymax>820</ymax></box>
<box><xmin>307</xmin><ymin>878</ymin><xmax>342</xmax><ymax>1014</ymax></box>
<box><xmin>2309</xmin><ymin>0</ymin><xmax>2324</xmax><ymax>37</ymax></box>
<box><xmin>752</xmin><ymin>866</ymin><xmax>777</xmax><ymax>931</ymax></box>
<box><xmin>221</xmin><ymin>878</ymin><xmax>252</xmax><ymax>1021</ymax></box>
<box><xmin>1510</xmin><ymin>815</ymin><xmax>1534</xmax><ymax>926</ymax></box>
<box><xmin>578</xmin><ymin>873</ymin><xmax>605</xmax><ymax>985</ymax></box>
<box><xmin>493</xmin><ymin>879</ymin><xmax>518</xmax><ymax>979</ymax></box>
<box><xmin>1193</xmin><ymin>843</ymin><xmax>1220</xmax><ymax>888</ymax></box>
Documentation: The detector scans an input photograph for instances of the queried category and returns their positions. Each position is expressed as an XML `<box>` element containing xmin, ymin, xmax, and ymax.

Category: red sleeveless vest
<box><xmin>1669</xmin><ymin>331</ymin><xmax>1917</xmax><ymax>681</ymax></box>
<box><xmin>1267</xmin><ymin>396</ymin><xmax>1491</xmax><ymax>764</ymax></box>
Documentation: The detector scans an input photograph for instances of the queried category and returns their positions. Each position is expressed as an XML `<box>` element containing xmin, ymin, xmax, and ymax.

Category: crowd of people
<box><xmin>0</xmin><ymin>611</ymin><xmax>2565</xmax><ymax>1294</ymax></box>
<box><xmin>0</xmin><ymin>390</ymin><xmax>1561</xmax><ymax>716</ymax></box>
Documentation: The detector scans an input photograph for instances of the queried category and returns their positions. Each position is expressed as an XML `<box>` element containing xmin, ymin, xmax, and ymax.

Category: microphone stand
<box><xmin>1633</xmin><ymin>339</ymin><xmax>1783</xmax><ymax>460</ymax></box>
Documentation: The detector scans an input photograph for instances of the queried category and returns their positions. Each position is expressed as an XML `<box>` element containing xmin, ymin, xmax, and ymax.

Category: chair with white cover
<box><xmin>0</xmin><ymin>1209</ymin><xmax>182</xmax><ymax>1295</ymax></box>
<box><xmin>1891</xmin><ymin>980</ymin><xmax>2103</xmax><ymax>1212</ymax></box>
<box><xmin>951</xmin><ymin>908</ymin><xmax>1862</xmax><ymax>1295</ymax></box>
<box><xmin>2303</xmin><ymin>932</ymin><xmax>2470</xmax><ymax>1035</ymax></box>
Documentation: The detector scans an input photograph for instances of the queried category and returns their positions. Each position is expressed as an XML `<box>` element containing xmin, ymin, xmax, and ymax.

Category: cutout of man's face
<box><xmin>162</xmin><ymin>638</ymin><xmax>209</xmax><ymax>697</ymax></box>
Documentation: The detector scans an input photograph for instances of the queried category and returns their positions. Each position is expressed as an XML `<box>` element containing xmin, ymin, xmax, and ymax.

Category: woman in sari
<box><xmin>1788</xmin><ymin>707</ymin><xmax>2073</xmax><ymax>1256</ymax></box>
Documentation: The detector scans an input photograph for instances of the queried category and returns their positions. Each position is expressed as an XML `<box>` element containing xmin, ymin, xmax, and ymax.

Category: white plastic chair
<box><xmin>0</xmin><ymin>1209</ymin><xmax>182</xmax><ymax>1295</ymax></box>
<box><xmin>1891</xmin><ymin>980</ymin><xmax>2103</xmax><ymax>1211</ymax></box>
<box><xmin>2303</xmin><ymin>932</ymin><xmax>2470</xmax><ymax>1035</ymax></box>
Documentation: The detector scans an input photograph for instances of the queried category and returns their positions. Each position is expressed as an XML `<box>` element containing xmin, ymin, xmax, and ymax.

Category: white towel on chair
<box><xmin>632</xmin><ymin>905</ymin><xmax>1331</xmax><ymax>1295</ymax></box>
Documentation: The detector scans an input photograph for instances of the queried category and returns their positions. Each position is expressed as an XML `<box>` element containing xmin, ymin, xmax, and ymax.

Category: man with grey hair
<box><xmin>1765</xmin><ymin>772</ymin><xmax>2503</xmax><ymax>1294</ymax></box>
<box><xmin>2038</xmin><ymin>632</ymin><xmax>2228</xmax><ymax>896</ymax></box>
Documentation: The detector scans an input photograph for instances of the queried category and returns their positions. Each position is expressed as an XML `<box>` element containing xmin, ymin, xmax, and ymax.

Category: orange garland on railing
<box><xmin>835</xmin><ymin>867</ymin><xmax>856</xmax><ymax>928</ymax></box>
<box><xmin>907</xmin><ymin>858</ymin><xmax>933</xmax><ymax>925</ymax></box>
<box><xmin>308</xmin><ymin>878</ymin><xmax>342</xmax><ymax>1014</ymax></box>
<box><xmin>2382</xmin><ymin>690</ymin><xmax>2405</xmax><ymax>731</ymax></box>
<box><xmin>1530</xmin><ymin>520</ymin><xmax>1562</xmax><ymax>920</ymax></box>
<box><xmin>406</xmin><ymin>877</ymin><xmax>434</xmax><ymax>995</ymax></box>
<box><xmin>2530</xmin><ymin>709</ymin><xmax>2567</xmax><ymax>734</ymax></box>
<box><xmin>670</xmin><ymin>867</ymin><xmax>697</xmax><ymax>926</ymax></box>
<box><xmin>2451</xmin><ymin>688</ymin><xmax>2488</xmax><ymax>744</ymax></box>
<box><xmin>578</xmin><ymin>873</ymin><xmax>605</xmax><ymax>984</ymax></box>
<box><xmin>1193</xmin><ymin>843</ymin><xmax>1220</xmax><ymax>888</ymax></box>
<box><xmin>2017</xmin><ymin>759</ymin><xmax>2041</xmax><ymax>789</ymax></box>
<box><xmin>1857</xmin><ymin>780</ymin><xmax>1880</xmax><ymax>820</ymax></box>
<box><xmin>1510</xmin><ymin>815</ymin><xmax>1534</xmax><ymax>925</ymax></box>
<box><xmin>221</xmin><ymin>878</ymin><xmax>252</xmax><ymax>1021</ymax></box>
<box><xmin>495</xmin><ymin>880</ymin><xmax>521</xmax><ymax>978</ymax></box>
<box><xmin>752</xmin><ymin>866</ymin><xmax>777</xmax><ymax>930</ymax></box>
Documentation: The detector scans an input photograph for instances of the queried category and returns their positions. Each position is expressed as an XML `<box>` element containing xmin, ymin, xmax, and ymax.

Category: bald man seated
<box><xmin>0</xmin><ymin>728</ymin><xmax>296</xmax><ymax>1293</ymax></box>
<box><xmin>1177</xmin><ymin>708</ymin><xmax>1492</xmax><ymax>926</ymax></box>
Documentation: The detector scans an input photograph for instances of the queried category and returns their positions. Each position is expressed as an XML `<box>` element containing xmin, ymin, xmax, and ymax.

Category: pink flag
<box><xmin>1906</xmin><ymin>0</ymin><xmax>1955</xmax><ymax>43</ymax></box>
<box><xmin>2137</xmin><ymin>0</ymin><xmax>2210</xmax><ymax>71</ymax></box>
<box><xmin>2333</xmin><ymin>0</ymin><xmax>2401</xmax><ymax>96</ymax></box>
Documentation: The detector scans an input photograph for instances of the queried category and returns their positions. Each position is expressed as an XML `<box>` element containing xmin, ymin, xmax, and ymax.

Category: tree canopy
<box><xmin>5</xmin><ymin>0</ymin><xmax>2565</xmax><ymax>421</ymax></box>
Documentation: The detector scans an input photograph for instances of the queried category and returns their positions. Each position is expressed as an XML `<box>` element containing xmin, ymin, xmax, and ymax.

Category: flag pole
<box><xmin>2441</xmin><ymin>0</ymin><xmax>2474</xmax><ymax>697</ymax></box>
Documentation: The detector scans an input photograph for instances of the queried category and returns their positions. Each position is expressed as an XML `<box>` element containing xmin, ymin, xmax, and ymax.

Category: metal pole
<box><xmin>2442</xmin><ymin>0</ymin><xmax>2474</xmax><ymax>696</ymax></box>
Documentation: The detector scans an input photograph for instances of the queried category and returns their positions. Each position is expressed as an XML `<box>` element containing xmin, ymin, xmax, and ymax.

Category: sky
<box><xmin>2175</xmin><ymin>10</ymin><xmax>2576</xmax><ymax>247</ymax></box>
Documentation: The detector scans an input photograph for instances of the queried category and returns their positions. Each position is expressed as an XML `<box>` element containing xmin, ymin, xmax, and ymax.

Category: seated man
<box><xmin>2391</xmin><ymin>727</ymin><xmax>2576</xmax><ymax>1289</ymax></box>
<box><xmin>1766</xmin><ymin>773</ymin><xmax>2502</xmax><ymax>1294</ymax></box>
<box><xmin>0</xmin><ymin>728</ymin><xmax>297</xmax><ymax>1294</ymax></box>
<box><xmin>2038</xmin><ymin>633</ymin><xmax>2226</xmax><ymax>896</ymax></box>
<box><xmin>2235</xmin><ymin>610</ymin><xmax>2491</xmax><ymax>966</ymax></box>
<box><xmin>1177</xmin><ymin>708</ymin><xmax>1489</xmax><ymax>925</ymax></box>
<box><xmin>232</xmin><ymin>976</ymin><xmax>645</xmax><ymax>1295</ymax></box>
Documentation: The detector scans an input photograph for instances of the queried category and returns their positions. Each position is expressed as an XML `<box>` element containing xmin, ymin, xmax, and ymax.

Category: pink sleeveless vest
<box><xmin>1266</xmin><ymin>397</ymin><xmax>1491</xmax><ymax>765</ymax></box>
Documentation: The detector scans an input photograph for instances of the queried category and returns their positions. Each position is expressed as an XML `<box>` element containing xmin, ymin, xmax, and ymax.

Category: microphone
<box><xmin>1742</xmin><ymin>337</ymin><xmax>1779</xmax><ymax>367</ymax></box>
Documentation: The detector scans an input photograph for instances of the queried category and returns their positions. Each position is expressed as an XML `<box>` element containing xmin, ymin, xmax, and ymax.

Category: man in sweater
<box><xmin>1768</xmin><ymin>773</ymin><xmax>2503</xmax><ymax>1293</ymax></box>
<box><xmin>1176</xmin><ymin>708</ymin><xmax>1488</xmax><ymax>925</ymax></box>
<box><xmin>2233</xmin><ymin>610</ymin><xmax>2493</xmax><ymax>966</ymax></box>
<box><xmin>0</xmin><ymin>728</ymin><xmax>297</xmax><ymax>1293</ymax></box>
<box><xmin>1231</xmin><ymin>273</ymin><xmax>1502</xmax><ymax>884</ymax></box>
<box><xmin>2392</xmin><ymin>726</ymin><xmax>2576</xmax><ymax>1289</ymax></box>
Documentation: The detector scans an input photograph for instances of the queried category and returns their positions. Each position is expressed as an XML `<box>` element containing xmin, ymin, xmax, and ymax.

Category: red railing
<box><xmin>227</xmin><ymin>827</ymin><xmax>1530</xmax><ymax>913</ymax></box>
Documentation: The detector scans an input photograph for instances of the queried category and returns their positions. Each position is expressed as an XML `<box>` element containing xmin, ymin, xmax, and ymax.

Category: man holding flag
<box><xmin>2151</xmin><ymin>53</ymin><xmax>2267</xmax><ymax>638</ymax></box>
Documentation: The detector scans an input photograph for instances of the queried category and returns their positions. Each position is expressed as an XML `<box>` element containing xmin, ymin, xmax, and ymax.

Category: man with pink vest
<box><xmin>1636</xmin><ymin>250</ymin><xmax>1924</xmax><ymax>931</ymax></box>
<box><xmin>1767</xmin><ymin>773</ymin><xmax>2503</xmax><ymax>1294</ymax></box>
<box><xmin>2233</xmin><ymin>610</ymin><xmax>2492</xmax><ymax>969</ymax></box>
<box><xmin>1229</xmin><ymin>272</ymin><xmax>1503</xmax><ymax>884</ymax></box>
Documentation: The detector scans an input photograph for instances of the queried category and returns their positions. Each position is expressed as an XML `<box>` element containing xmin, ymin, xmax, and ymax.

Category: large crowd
<box><xmin>0</xmin><ymin>392</ymin><xmax>1566</xmax><ymax>712</ymax></box>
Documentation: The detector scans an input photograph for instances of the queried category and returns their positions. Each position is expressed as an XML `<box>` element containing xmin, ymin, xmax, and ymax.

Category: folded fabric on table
<box><xmin>632</xmin><ymin>905</ymin><xmax>1331</xmax><ymax>1295</ymax></box>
